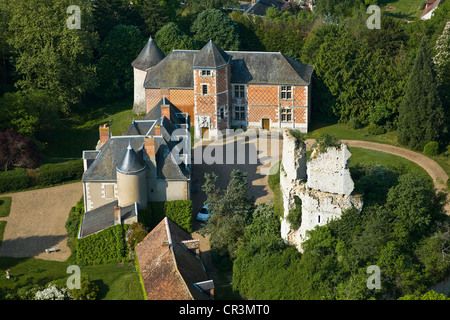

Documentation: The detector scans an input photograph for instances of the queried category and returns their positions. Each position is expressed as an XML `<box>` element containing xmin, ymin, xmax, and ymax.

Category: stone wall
<box><xmin>280</xmin><ymin>130</ymin><xmax>363</xmax><ymax>251</ymax></box>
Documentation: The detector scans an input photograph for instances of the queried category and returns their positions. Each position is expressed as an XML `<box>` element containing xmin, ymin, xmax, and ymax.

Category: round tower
<box><xmin>131</xmin><ymin>36</ymin><xmax>165</xmax><ymax>114</ymax></box>
<box><xmin>116</xmin><ymin>142</ymin><xmax>147</xmax><ymax>209</ymax></box>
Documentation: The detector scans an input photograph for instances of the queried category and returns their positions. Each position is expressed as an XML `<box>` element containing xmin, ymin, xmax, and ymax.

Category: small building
<box><xmin>421</xmin><ymin>0</ymin><xmax>445</xmax><ymax>20</ymax></box>
<box><xmin>135</xmin><ymin>217</ymin><xmax>214</xmax><ymax>300</ymax></box>
<box><xmin>79</xmin><ymin>111</ymin><xmax>190</xmax><ymax>238</ymax></box>
<box><xmin>245</xmin><ymin>0</ymin><xmax>287</xmax><ymax>16</ymax></box>
<box><xmin>132</xmin><ymin>37</ymin><xmax>314</xmax><ymax>139</ymax></box>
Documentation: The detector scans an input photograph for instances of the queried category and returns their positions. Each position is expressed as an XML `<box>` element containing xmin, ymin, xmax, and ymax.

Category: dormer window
<box><xmin>201</xmin><ymin>70</ymin><xmax>212</xmax><ymax>77</ymax></box>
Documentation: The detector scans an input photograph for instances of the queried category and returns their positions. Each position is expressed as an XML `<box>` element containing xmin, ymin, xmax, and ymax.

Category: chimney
<box><xmin>99</xmin><ymin>123</ymin><xmax>110</xmax><ymax>148</ymax></box>
<box><xmin>161</xmin><ymin>98</ymin><xmax>170</xmax><ymax>120</ymax></box>
<box><xmin>114</xmin><ymin>206</ymin><xmax>121</xmax><ymax>225</ymax></box>
<box><xmin>144</xmin><ymin>137</ymin><xmax>156</xmax><ymax>157</ymax></box>
<box><xmin>154</xmin><ymin>125</ymin><xmax>161</xmax><ymax>136</ymax></box>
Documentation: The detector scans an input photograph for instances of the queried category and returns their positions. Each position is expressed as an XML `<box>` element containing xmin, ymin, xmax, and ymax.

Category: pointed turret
<box><xmin>132</xmin><ymin>36</ymin><xmax>166</xmax><ymax>71</ymax></box>
<box><xmin>193</xmin><ymin>40</ymin><xmax>231</xmax><ymax>69</ymax></box>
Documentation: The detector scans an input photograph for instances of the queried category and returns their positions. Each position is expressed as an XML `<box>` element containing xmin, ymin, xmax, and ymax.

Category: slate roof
<box><xmin>132</xmin><ymin>37</ymin><xmax>166</xmax><ymax>71</ymax></box>
<box><xmin>78</xmin><ymin>201</ymin><xmax>136</xmax><ymax>238</ymax></box>
<box><xmin>116</xmin><ymin>142</ymin><xmax>146</xmax><ymax>175</ymax></box>
<box><xmin>82</xmin><ymin>120</ymin><xmax>189</xmax><ymax>182</ymax></box>
<box><xmin>144</xmin><ymin>50</ymin><xmax>197</xmax><ymax>89</ymax></box>
<box><xmin>246</xmin><ymin>0</ymin><xmax>286</xmax><ymax>16</ymax></box>
<box><xmin>143</xmin><ymin>42</ymin><xmax>314</xmax><ymax>89</ymax></box>
<box><xmin>135</xmin><ymin>217</ymin><xmax>213</xmax><ymax>300</ymax></box>
<box><xmin>192</xmin><ymin>40</ymin><xmax>232</xmax><ymax>69</ymax></box>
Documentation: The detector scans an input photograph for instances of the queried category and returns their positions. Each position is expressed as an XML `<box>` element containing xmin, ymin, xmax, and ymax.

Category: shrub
<box><xmin>286</xmin><ymin>196</ymin><xmax>302</xmax><ymax>230</ymax></box>
<box><xmin>76</xmin><ymin>224</ymin><xmax>129</xmax><ymax>265</ymax></box>
<box><xmin>366</xmin><ymin>123</ymin><xmax>386</xmax><ymax>135</ymax></box>
<box><xmin>165</xmin><ymin>200</ymin><xmax>193</xmax><ymax>233</ymax></box>
<box><xmin>423</xmin><ymin>141</ymin><xmax>440</xmax><ymax>156</ymax></box>
<box><xmin>0</xmin><ymin>168</ymin><xmax>30</xmax><ymax>193</ymax></box>
<box><xmin>146</xmin><ymin>200</ymin><xmax>193</xmax><ymax>232</ymax></box>
<box><xmin>348</xmin><ymin>117</ymin><xmax>363</xmax><ymax>129</ymax></box>
<box><xmin>314</xmin><ymin>133</ymin><xmax>341</xmax><ymax>153</ymax></box>
<box><xmin>68</xmin><ymin>276</ymin><xmax>99</xmax><ymax>300</ymax></box>
<box><xmin>447</xmin><ymin>179</ymin><xmax>450</xmax><ymax>191</ymax></box>
<box><xmin>288</xmin><ymin>129</ymin><xmax>306</xmax><ymax>142</ymax></box>
<box><xmin>38</xmin><ymin>159</ymin><xmax>84</xmax><ymax>186</ymax></box>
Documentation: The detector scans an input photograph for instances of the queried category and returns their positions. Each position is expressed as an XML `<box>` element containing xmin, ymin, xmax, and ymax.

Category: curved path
<box><xmin>306</xmin><ymin>139</ymin><xmax>449</xmax><ymax>214</ymax></box>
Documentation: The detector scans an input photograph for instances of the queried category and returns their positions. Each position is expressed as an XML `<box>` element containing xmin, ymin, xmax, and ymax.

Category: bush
<box><xmin>286</xmin><ymin>196</ymin><xmax>302</xmax><ymax>230</ymax></box>
<box><xmin>348</xmin><ymin>117</ymin><xmax>363</xmax><ymax>129</ymax></box>
<box><xmin>423</xmin><ymin>141</ymin><xmax>440</xmax><ymax>156</ymax></box>
<box><xmin>145</xmin><ymin>200</ymin><xmax>193</xmax><ymax>232</ymax></box>
<box><xmin>165</xmin><ymin>200</ymin><xmax>193</xmax><ymax>233</ymax></box>
<box><xmin>76</xmin><ymin>224</ymin><xmax>129</xmax><ymax>265</ymax></box>
<box><xmin>447</xmin><ymin>179</ymin><xmax>450</xmax><ymax>191</ymax></box>
<box><xmin>0</xmin><ymin>168</ymin><xmax>30</xmax><ymax>193</ymax></box>
<box><xmin>366</xmin><ymin>123</ymin><xmax>386</xmax><ymax>135</ymax></box>
<box><xmin>38</xmin><ymin>159</ymin><xmax>84</xmax><ymax>186</ymax></box>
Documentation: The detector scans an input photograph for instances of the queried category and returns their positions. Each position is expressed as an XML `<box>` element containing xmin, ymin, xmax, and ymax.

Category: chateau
<box><xmin>132</xmin><ymin>37</ymin><xmax>314</xmax><ymax>139</ymax></box>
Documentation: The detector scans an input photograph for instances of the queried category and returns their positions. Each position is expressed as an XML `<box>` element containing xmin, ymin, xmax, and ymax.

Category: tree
<box><xmin>0</xmin><ymin>129</ymin><xmax>42</xmax><ymax>171</ymax></box>
<box><xmin>5</xmin><ymin>0</ymin><xmax>98</xmax><ymax>113</ymax></box>
<box><xmin>182</xmin><ymin>0</ymin><xmax>238</xmax><ymax>12</ymax></box>
<box><xmin>140</xmin><ymin>0</ymin><xmax>180</xmax><ymax>37</ymax></box>
<box><xmin>199</xmin><ymin>170</ymin><xmax>254</xmax><ymax>259</ymax></box>
<box><xmin>91</xmin><ymin>0</ymin><xmax>144</xmax><ymax>40</ymax></box>
<box><xmin>191</xmin><ymin>9</ymin><xmax>240</xmax><ymax>51</ymax></box>
<box><xmin>154</xmin><ymin>22</ymin><xmax>195</xmax><ymax>55</ymax></box>
<box><xmin>398</xmin><ymin>39</ymin><xmax>447</xmax><ymax>150</ymax></box>
<box><xmin>97</xmin><ymin>24</ymin><xmax>145</xmax><ymax>99</ymax></box>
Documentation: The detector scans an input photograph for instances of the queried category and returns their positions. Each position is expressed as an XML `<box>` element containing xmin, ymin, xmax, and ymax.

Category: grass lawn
<box><xmin>305</xmin><ymin>113</ymin><xmax>450</xmax><ymax>178</ymax></box>
<box><xmin>380</xmin><ymin>0</ymin><xmax>425</xmax><ymax>20</ymax></box>
<box><xmin>0</xmin><ymin>197</ymin><xmax>12</xmax><ymax>218</ymax></box>
<box><xmin>40</xmin><ymin>97</ymin><xmax>138</xmax><ymax>163</ymax></box>
<box><xmin>0</xmin><ymin>257</ymin><xmax>144</xmax><ymax>300</ymax></box>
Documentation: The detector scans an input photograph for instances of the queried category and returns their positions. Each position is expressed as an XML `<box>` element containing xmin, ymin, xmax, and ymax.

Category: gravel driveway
<box><xmin>0</xmin><ymin>182</ymin><xmax>83</xmax><ymax>261</ymax></box>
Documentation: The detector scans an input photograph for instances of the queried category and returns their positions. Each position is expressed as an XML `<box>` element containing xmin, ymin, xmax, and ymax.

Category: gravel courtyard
<box><xmin>0</xmin><ymin>182</ymin><xmax>83</xmax><ymax>261</ymax></box>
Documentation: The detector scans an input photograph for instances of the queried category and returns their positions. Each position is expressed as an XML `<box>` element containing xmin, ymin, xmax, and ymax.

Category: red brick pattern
<box><xmin>216</xmin><ymin>67</ymin><xmax>228</xmax><ymax>93</ymax></box>
<box><xmin>248</xmin><ymin>106</ymin><xmax>279</xmax><ymax>123</ymax></box>
<box><xmin>294</xmin><ymin>86</ymin><xmax>307</xmax><ymax>107</ymax></box>
<box><xmin>170</xmin><ymin>89</ymin><xmax>194</xmax><ymax>107</ymax></box>
<box><xmin>247</xmin><ymin>85</ymin><xmax>279</xmax><ymax>106</ymax></box>
<box><xmin>196</xmin><ymin>95</ymin><xmax>216</xmax><ymax>115</ymax></box>
<box><xmin>146</xmin><ymin>89</ymin><xmax>161</xmax><ymax>113</ymax></box>
<box><xmin>217</xmin><ymin>92</ymin><xmax>228</xmax><ymax>107</ymax></box>
<box><xmin>294</xmin><ymin>107</ymin><xmax>307</xmax><ymax>124</ymax></box>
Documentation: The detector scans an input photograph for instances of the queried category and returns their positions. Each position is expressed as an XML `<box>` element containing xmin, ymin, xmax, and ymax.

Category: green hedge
<box><xmin>139</xmin><ymin>200</ymin><xmax>193</xmax><ymax>233</ymax></box>
<box><xmin>39</xmin><ymin>159</ymin><xmax>84</xmax><ymax>186</ymax></box>
<box><xmin>76</xmin><ymin>224</ymin><xmax>129</xmax><ymax>265</ymax></box>
<box><xmin>0</xmin><ymin>168</ymin><xmax>30</xmax><ymax>193</ymax></box>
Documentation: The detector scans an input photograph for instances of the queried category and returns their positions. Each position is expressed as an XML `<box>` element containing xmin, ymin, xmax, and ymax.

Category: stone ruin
<box><xmin>280</xmin><ymin>130</ymin><xmax>363</xmax><ymax>252</ymax></box>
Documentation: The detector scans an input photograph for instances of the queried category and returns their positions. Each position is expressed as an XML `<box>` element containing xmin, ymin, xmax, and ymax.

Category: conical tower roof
<box><xmin>132</xmin><ymin>36</ymin><xmax>166</xmax><ymax>71</ymax></box>
<box><xmin>116</xmin><ymin>142</ymin><xmax>146</xmax><ymax>174</ymax></box>
<box><xmin>193</xmin><ymin>40</ymin><xmax>231</xmax><ymax>69</ymax></box>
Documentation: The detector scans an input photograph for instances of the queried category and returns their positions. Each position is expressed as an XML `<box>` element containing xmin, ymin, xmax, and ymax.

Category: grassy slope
<box><xmin>0</xmin><ymin>257</ymin><xmax>144</xmax><ymax>300</ymax></box>
<box><xmin>380</xmin><ymin>0</ymin><xmax>425</xmax><ymax>20</ymax></box>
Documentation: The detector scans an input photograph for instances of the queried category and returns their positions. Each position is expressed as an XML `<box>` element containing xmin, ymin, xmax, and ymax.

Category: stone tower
<box><xmin>192</xmin><ymin>40</ymin><xmax>232</xmax><ymax>139</ymax></box>
<box><xmin>132</xmin><ymin>36</ymin><xmax>165</xmax><ymax>114</ymax></box>
<box><xmin>116</xmin><ymin>142</ymin><xmax>148</xmax><ymax>209</ymax></box>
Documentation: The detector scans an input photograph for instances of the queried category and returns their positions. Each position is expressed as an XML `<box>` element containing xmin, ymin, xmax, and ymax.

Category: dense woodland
<box><xmin>0</xmin><ymin>0</ymin><xmax>449</xmax><ymax>300</ymax></box>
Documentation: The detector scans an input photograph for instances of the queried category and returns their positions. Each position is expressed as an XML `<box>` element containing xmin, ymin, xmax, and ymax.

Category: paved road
<box><xmin>0</xmin><ymin>182</ymin><xmax>83</xmax><ymax>261</ymax></box>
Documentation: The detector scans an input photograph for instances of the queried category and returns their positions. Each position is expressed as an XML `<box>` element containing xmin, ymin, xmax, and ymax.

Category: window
<box><xmin>103</xmin><ymin>183</ymin><xmax>115</xmax><ymax>199</ymax></box>
<box><xmin>233</xmin><ymin>85</ymin><xmax>246</xmax><ymax>99</ymax></box>
<box><xmin>281</xmin><ymin>107</ymin><xmax>292</xmax><ymax>122</ymax></box>
<box><xmin>201</xmin><ymin>70</ymin><xmax>212</xmax><ymax>77</ymax></box>
<box><xmin>219</xmin><ymin>106</ymin><xmax>225</xmax><ymax>120</ymax></box>
<box><xmin>202</xmin><ymin>84</ymin><xmax>208</xmax><ymax>95</ymax></box>
<box><xmin>234</xmin><ymin>106</ymin><xmax>246</xmax><ymax>120</ymax></box>
<box><xmin>281</xmin><ymin>86</ymin><xmax>292</xmax><ymax>100</ymax></box>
